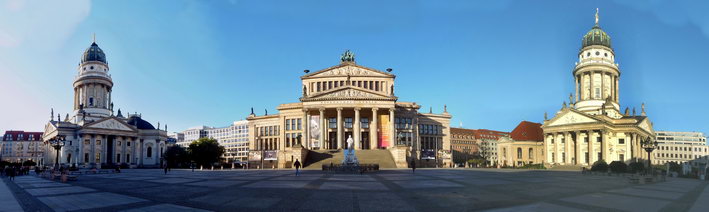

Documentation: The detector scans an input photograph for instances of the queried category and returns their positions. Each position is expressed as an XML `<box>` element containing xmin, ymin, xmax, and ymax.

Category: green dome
<box><xmin>582</xmin><ymin>25</ymin><xmax>611</xmax><ymax>48</ymax></box>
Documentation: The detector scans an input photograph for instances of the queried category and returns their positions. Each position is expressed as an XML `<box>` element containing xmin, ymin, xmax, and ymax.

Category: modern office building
<box><xmin>41</xmin><ymin>41</ymin><xmax>168</xmax><ymax>169</ymax></box>
<box><xmin>247</xmin><ymin>51</ymin><xmax>452</xmax><ymax>168</ymax></box>
<box><xmin>1</xmin><ymin>131</ymin><xmax>44</xmax><ymax>163</ymax></box>
<box><xmin>176</xmin><ymin>121</ymin><xmax>250</xmax><ymax>163</ymax></box>
<box><xmin>541</xmin><ymin>10</ymin><xmax>655</xmax><ymax>167</ymax></box>
<box><xmin>654</xmin><ymin>131</ymin><xmax>708</xmax><ymax>168</ymax></box>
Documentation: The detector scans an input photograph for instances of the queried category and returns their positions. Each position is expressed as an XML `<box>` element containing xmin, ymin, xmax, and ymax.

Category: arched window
<box><xmin>147</xmin><ymin>146</ymin><xmax>153</xmax><ymax>158</ymax></box>
<box><xmin>529</xmin><ymin>148</ymin><xmax>534</xmax><ymax>159</ymax></box>
<box><xmin>517</xmin><ymin>148</ymin><xmax>522</xmax><ymax>159</ymax></box>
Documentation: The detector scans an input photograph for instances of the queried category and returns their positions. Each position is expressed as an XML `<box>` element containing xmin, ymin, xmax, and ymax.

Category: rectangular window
<box><xmin>598</xmin><ymin>152</ymin><xmax>602</xmax><ymax>161</ymax></box>
<box><xmin>619</xmin><ymin>139</ymin><xmax>625</xmax><ymax>144</ymax></box>
<box><xmin>329</xmin><ymin>118</ymin><xmax>337</xmax><ymax>129</ymax></box>
<box><xmin>127</xmin><ymin>154</ymin><xmax>130</xmax><ymax>163</ymax></box>
<box><xmin>596</xmin><ymin>136</ymin><xmax>601</xmax><ymax>143</ymax></box>
<box><xmin>345</xmin><ymin>118</ymin><xmax>353</xmax><ymax>129</ymax></box>
<box><xmin>286</xmin><ymin>119</ymin><xmax>291</xmax><ymax>131</ymax></box>
<box><xmin>585</xmin><ymin>152</ymin><xmax>589</xmax><ymax>163</ymax></box>
<box><xmin>84</xmin><ymin>153</ymin><xmax>89</xmax><ymax>163</ymax></box>
<box><xmin>594</xmin><ymin>88</ymin><xmax>600</xmax><ymax>99</ymax></box>
<box><xmin>619</xmin><ymin>154</ymin><xmax>624</xmax><ymax>162</ymax></box>
<box><xmin>116</xmin><ymin>154</ymin><xmax>121</xmax><ymax>163</ymax></box>
<box><xmin>584</xmin><ymin>137</ymin><xmax>588</xmax><ymax>143</ymax></box>
<box><xmin>297</xmin><ymin>119</ymin><xmax>302</xmax><ymax>130</ymax></box>
<box><xmin>361</xmin><ymin>118</ymin><xmax>369</xmax><ymax>129</ymax></box>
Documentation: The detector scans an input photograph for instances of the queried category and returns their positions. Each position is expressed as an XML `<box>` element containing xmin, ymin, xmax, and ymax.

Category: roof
<box><xmin>450</xmin><ymin>128</ymin><xmax>510</xmax><ymax>140</ymax></box>
<box><xmin>582</xmin><ymin>25</ymin><xmax>611</xmax><ymax>48</ymax></box>
<box><xmin>509</xmin><ymin>121</ymin><xmax>544</xmax><ymax>141</ymax></box>
<box><xmin>127</xmin><ymin>115</ymin><xmax>156</xmax><ymax>130</ymax></box>
<box><xmin>81</xmin><ymin>42</ymin><xmax>107</xmax><ymax>64</ymax></box>
<box><xmin>3</xmin><ymin>131</ymin><xmax>43</xmax><ymax>141</ymax></box>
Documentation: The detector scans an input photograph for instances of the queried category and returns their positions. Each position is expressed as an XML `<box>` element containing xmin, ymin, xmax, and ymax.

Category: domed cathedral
<box><xmin>247</xmin><ymin>50</ymin><xmax>452</xmax><ymax>169</ymax></box>
<box><xmin>42</xmin><ymin>39</ymin><xmax>168</xmax><ymax>169</ymax></box>
<box><xmin>541</xmin><ymin>9</ymin><xmax>655</xmax><ymax>168</ymax></box>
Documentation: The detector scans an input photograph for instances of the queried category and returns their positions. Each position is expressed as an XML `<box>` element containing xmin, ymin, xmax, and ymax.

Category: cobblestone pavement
<box><xmin>4</xmin><ymin>168</ymin><xmax>709</xmax><ymax>211</ymax></box>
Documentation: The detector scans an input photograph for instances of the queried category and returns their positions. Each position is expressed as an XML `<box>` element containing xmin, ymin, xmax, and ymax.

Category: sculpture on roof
<box><xmin>51</xmin><ymin>108</ymin><xmax>54</xmax><ymax>121</ymax></box>
<box><xmin>341</xmin><ymin>50</ymin><xmax>355</xmax><ymax>62</ymax></box>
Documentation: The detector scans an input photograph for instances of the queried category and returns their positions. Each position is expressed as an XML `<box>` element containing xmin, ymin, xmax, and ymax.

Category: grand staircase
<box><xmin>303</xmin><ymin>149</ymin><xmax>397</xmax><ymax>169</ymax></box>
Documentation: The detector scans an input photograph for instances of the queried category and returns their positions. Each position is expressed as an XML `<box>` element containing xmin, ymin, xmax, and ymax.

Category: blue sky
<box><xmin>1</xmin><ymin>0</ymin><xmax>708</xmax><ymax>136</ymax></box>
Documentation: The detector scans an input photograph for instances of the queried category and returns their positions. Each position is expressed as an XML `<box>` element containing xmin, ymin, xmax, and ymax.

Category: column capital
<box><xmin>354</xmin><ymin>107</ymin><xmax>361</xmax><ymax>111</ymax></box>
<box><xmin>371</xmin><ymin>108</ymin><xmax>379</xmax><ymax>112</ymax></box>
<box><xmin>319</xmin><ymin>107</ymin><xmax>326</xmax><ymax>112</ymax></box>
<box><xmin>389</xmin><ymin>108</ymin><xmax>395</xmax><ymax>112</ymax></box>
<box><xmin>337</xmin><ymin>107</ymin><xmax>343</xmax><ymax>112</ymax></box>
<box><xmin>302</xmin><ymin>108</ymin><xmax>309</xmax><ymax>112</ymax></box>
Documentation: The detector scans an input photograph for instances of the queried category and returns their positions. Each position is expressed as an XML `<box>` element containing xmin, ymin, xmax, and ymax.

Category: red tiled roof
<box><xmin>2</xmin><ymin>131</ymin><xmax>43</xmax><ymax>141</ymax></box>
<box><xmin>509</xmin><ymin>121</ymin><xmax>544</xmax><ymax>141</ymax></box>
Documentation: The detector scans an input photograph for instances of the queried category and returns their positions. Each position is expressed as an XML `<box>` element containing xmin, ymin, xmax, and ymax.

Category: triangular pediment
<box><xmin>303</xmin><ymin>63</ymin><xmax>393</xmax><ymax>79</ymax></box>
<box><xmin>545</xmin><ymin>109</ymin><xmax>600</xmax><ymax>127</ymax></box>
<box><xmin>637</xmin><ymin>118</ymin><xmax>654</xmax><ymax>134</ymax></box>
<box><xmin>83</xmin><ymin>117</ymin><xmax>136</xmax><ymax>132</ymax></box>
<box><xmin>302</xmin><ymin>86</ymin><xmax>396</xmax><ymax>101</ymax></box>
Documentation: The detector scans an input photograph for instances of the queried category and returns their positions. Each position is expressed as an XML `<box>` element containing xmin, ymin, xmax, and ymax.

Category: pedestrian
<box><xmin>9</xmin><ymin>167</ymin><xmax>16</xmax><ymax>181</ymax></box>
<box><xmin>164</xmin><ymin>165</ymin><xmax>168</xmax><ymax>175</ymax></box>
<box><xmin>293</xmin><ymin>159</ymin><xmax>302</xmax><ymax>176</ymax></box>
<box><xmin>411</xmin><ymin>159</ymin><xmax>416</xmax><ymax>174</ymax></box>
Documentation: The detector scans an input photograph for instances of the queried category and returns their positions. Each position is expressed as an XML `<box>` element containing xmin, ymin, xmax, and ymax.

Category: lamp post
<box><xmin>49</xmin><ymin>135</ymin><xmax>66</xmax><ymax>170</ymax></box>
<box><xmin>641</xmin><ymin>137</ymin><xmax>658</xmax><ymax>175</ymax></box>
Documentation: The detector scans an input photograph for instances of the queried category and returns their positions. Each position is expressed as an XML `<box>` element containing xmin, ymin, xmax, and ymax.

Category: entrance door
<box><xmin>328</xmin><ymin>132</ymin><xmax>338</xmax><ymax>149</ymax></box>
<box><xmin>360</xmin><ymin>132</ymin><xmax>370</xmax><ymax>149</ymax></box>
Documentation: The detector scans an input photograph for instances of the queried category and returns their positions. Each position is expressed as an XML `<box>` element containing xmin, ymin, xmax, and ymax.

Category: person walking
<box><xmin>164</xmin><ymin>165</ymin><xmax>168</xmax><ymax>175</ymax></box>
<box><xmin>9</xmin><ymin>167</ymin><xmax>16</xmax><ymax>181</ymax></box>
<box><xmin>411</xmin><ymin>159</ymin><xmax>416</xmax><ymax>174</ymax></box>
<box><xmin>294</xmin><ymin>159</ymin><xmax>302</xmax><ymax>176</ymax></box>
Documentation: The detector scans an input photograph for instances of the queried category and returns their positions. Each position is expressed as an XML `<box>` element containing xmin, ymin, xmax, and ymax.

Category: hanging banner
<box><xmin>264</xmin><ymin>150</ymin><xmax>278</xmax><ymax>161</ymax></box>
<box><xmin>309</xmin><ymin>115</ymin><xmax>321</xmax><ymax>148</ymax></box>
<box><xmin>421</xmin><ymin>150</ymin><xmax>436</xmax><ymax>160</ymax></box>
<box><xmin>378</xmin><ymin>114</ymin><xmax>390</xmax><ymax>148</ymax></box>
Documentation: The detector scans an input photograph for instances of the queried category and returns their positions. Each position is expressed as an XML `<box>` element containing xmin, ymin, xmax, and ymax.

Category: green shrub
<box><xmin>628</xmin><ymin>161</ymin><xmax>645</xmax><ymax>173</ymax></box>
<box><xmin>608</xmin><ymin>161</ymin><xmax>628</xmax><ymax>173</ymax></box>
<box><xmin>591</xmin><ymin>160</ymin><xmax>609</xmax><ymax>172</ymax></box>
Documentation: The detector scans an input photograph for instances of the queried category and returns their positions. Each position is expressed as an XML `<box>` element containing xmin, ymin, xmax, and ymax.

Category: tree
<box><xmin>609</xmin><ymin>161</ymin><xmax>628</xmax><ymax>173</ymax></box>
<box><xmin>188</xmin><ymin>138</ymin><xmax>225</xmax><ymax>168</ymax></box>
<box><xmin>164</xmin><ymin>145</ymin><xmax>190</xmax><ymax>168</ymax></box>
<box><xmin>591</xmin><ymin>160</ymin><xmax>609</xmax><ymax>172</ymax></box>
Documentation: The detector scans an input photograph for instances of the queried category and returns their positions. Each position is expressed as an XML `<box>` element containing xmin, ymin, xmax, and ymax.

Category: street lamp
<box><xmin>49</xmin><ymin>135</ymin><xmax>66</xmax><ymax>170</ymax></box>
<box><xmin>641</xmin><ymin>137</ymin><xmax>658</xmax><ymax>175</ymax></box>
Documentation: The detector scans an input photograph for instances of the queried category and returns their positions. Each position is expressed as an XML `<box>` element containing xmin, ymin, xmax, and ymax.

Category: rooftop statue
<box><xmin>341</xmin><ymin>50</ymin><xmax>355</xmax><ymax>62</ymax></box>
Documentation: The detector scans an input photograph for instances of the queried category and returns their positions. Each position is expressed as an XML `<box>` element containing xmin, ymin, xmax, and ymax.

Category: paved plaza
<box><xmin>2</xmin><ymin>168</ymin><xmax>709</xmax><ymax>211</ymax></box>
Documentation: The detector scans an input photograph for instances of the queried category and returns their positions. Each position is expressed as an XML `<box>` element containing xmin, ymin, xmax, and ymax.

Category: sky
<box><xmin>1</xmin><ymin>0</ymin><xmax>708</xmax><ymax>136</ymax></box>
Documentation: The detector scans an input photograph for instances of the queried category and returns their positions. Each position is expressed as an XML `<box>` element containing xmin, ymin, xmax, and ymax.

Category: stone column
<box><xmin>90</xmin><ymin>135</ymin><xmax>96</xmax><ymax>166</ymax></box>
<box><xmin>588</xmin><ymin>131</ymin><xmax>595</xmax><ymax>164</ymax></box>
<box><xmin>337</xmin><ymin>108</ymin><xmax>343</xmax><ymax>149</ymax></box>
<box><xmin>303</xmin><ymin>108</ymin><xmax>309</xmax><ymax>149</ymax></box>
<box><xmin>575</xmin><ymin>131</ymin><xmax>582</xmax><ymax>165</ymax></box>
<box><xmin>354</xmin><ymin>107</ymin><xmax>361</xmax><ymax>150</ymax></box>
<box><xmin>601</xmin><ymin>72</ymin><xmax>605</xmax><ymax>99</ymax></box>
<box><xmin>139</xmin><ymin>139</ymin><xmax>144</xmax><ymax>166</ymax></box>
<box><xmin>389</xmin><ymin>108</ymin><xmax>395</xmax><ymax>148</ymax></box>
<box><xmin>589</xmin><ymin>73</ymin><xmax>594</xmax><ymax>99</ymax></box>
<box><xmin>319</xmin><ymin>108</ymin><xmax>325</xmax><ymax>149</ymax></box>
<box><xmin>601</xmin><ymin>130</ymin><xmax>608</xmax><ymax>162</ymax></box>
<box><xmin>552</xmin><ymin>133</ymin><xmax>558</xmax><ymax>163</ymax></box>
<box><xmin>615</xmin><ymin>76</ymin><xmax>620</xmax><ymax>102</ymax></box>
<box><xmin>575</xmin><ymin>75</ymin><xmax>579</xmax><ymax>103</ymax></box>
<box><xmin>564</xmin><ymin>132</ymin><xmax>572</xmax><ymax>164</ymax></box>
<box><xmin>371</xmin><ymin>108</ymin><xmax>378</xmax><ymax>149</ymax></box>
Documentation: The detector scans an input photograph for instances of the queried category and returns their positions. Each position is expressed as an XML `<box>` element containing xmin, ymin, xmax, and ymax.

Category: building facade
<box><xmin>475</xmin><ymin>129</ymin><xmax>510</xmax><ymax>166</ymax></box>
<box><xmin>450</xmin><ymin>128</ymin><xmax>479</xmax><ymax>164</ymax></box>
<box><xmin>654</xmin><ymin>131</ymin><xmax>708</xmax><ymax>168</ymax></box>
<box><xmin>1</xmin><ymin>131</ymin><xmax>44</xmax><ymax>163</ymax></box>
<box><xmin>541</xmin><ymin>11</ymin><xmax>655</xmax><ymax>167</ymax></box>
<box><xmin>247</xmin><ymin>51</ymin><xmax>452</xmax><ymax>168</ymax></box>
<box><xmin>42</xmin><ymin>41</ymin><xmax>168</xmax><ymax>169</ymax></box>
<box><xmin>204</xmin><ymin>120</ymin><xmax>250</xmax><ymax>163</ymax></box>
<box><xmin>498</xmin><ymin>121</ymin><xmax>545</xmax><ymax>167</ymax></box>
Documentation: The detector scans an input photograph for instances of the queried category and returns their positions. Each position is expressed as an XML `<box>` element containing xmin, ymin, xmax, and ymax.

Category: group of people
<box><xmin>1</xmin><ymin>166</ymin><xmax>32</xmax><ymax>181</ymax></box>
